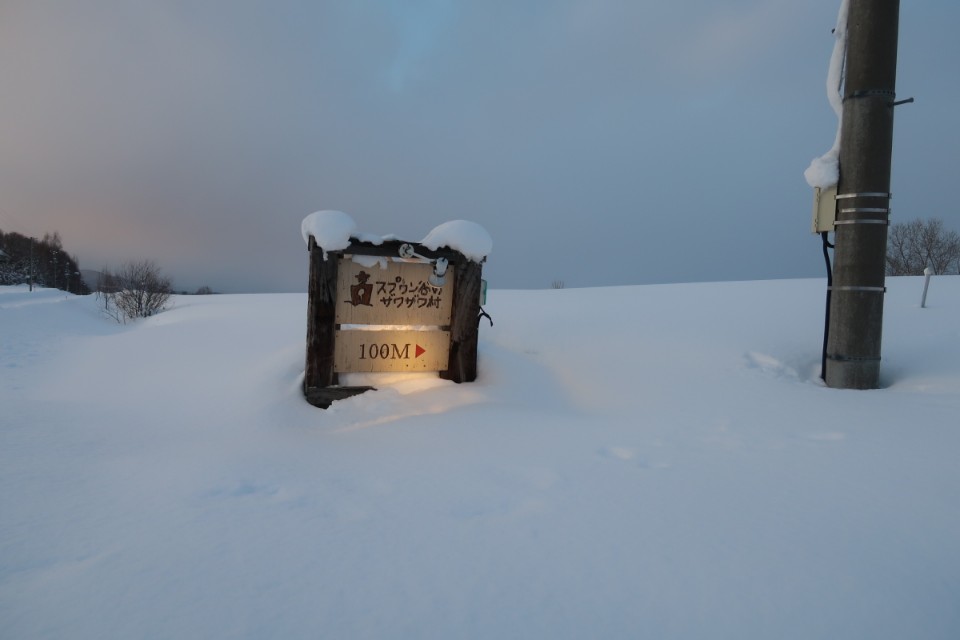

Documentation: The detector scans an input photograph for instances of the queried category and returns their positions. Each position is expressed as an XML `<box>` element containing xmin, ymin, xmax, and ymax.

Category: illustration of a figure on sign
<box><xmin>347</xmin><ymin>270</ymin><xmax>373</xmax><ymax>307</ymax></box>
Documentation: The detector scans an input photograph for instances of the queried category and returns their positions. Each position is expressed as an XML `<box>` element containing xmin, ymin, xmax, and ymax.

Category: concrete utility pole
<box><xmin>825</xmin><ymin>0</ymin><xmax>902</xmax><ymax>389</ymax></box>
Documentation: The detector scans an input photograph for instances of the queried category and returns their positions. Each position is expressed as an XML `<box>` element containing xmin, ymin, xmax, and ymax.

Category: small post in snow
<box><xmin>920</xmin><ymin>266</ymin><xmax>932</xmax><ymax>308</ymax></box>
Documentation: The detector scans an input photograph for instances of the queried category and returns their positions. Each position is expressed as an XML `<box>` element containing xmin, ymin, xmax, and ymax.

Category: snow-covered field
<box><xmin>2</xmin><ymin>278</ymin><xmax>959</xmax><ymax>639</ymax></box>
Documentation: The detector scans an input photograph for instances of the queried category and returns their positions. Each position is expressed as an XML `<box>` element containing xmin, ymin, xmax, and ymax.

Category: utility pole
<box><xmin>29</xmin><ymin>236</ymin><xmax>34</xmax><ymax>292</ymax></box>
<box><xmin>825</xmin><ymin>0</ymin><xmax>902</xmax><ymax>389</ymax></box>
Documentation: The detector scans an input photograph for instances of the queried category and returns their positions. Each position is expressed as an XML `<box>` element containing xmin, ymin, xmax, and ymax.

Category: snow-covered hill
<box><xmin>2</xmin><ymin>278</ymin><xmax>959</xmax><ymax>639</ymax></box>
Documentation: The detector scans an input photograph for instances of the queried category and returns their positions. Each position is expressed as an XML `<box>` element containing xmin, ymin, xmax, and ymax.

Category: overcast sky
<box><xmin>2</xmin><ymin>1</ymin><xmax>958</xmax><ymax>292</ymax></box>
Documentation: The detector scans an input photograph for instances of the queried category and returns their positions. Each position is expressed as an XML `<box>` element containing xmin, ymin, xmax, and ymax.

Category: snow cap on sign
<box><xmin>421</xmin><ymin>220</ymin><xmax>492</xmax><ymax>262</ymax></box>
<box><xmin>301</xmin><ymin>210</ymin><xmax>357</xmax><ymax>253</ymax></box>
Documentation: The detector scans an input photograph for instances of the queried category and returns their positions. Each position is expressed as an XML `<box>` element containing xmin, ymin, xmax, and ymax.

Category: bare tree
<box><xmin>886</xmin><ymin>218</ymin><xmax>960</xmax><ymax>276</ymax></box>
<box><xmin>96</xmin><ymin>267</ymin><xmax>124</xmax><ymax>322</ymax></box>
<box><xmin>99</xmin><ymin>260</ymin><xmax>172</xmax><ymax>322</ymax></box>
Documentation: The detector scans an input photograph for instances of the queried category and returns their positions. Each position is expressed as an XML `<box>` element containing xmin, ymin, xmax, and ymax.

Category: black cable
<box><xmin>820</xmin><ymin>231</ymin><xmax>834</xmax><ymax>381</ymax></box>
<box><xmin>478</xmin><ymin>306</ymin><xmax>493</xmax><ymax>327</ymax></box>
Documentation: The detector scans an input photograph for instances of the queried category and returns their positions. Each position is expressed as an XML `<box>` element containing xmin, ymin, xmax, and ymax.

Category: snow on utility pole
<box><xmin>825</xmin><ymin>0</ymin><xmax>902</xmax><ymax>389</ymax></box>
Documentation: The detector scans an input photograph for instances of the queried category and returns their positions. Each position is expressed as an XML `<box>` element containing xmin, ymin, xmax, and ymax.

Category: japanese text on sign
<box><xmin>373</xmin><ymin>276</ymin><xmax>444</xmax><ymax>309</ymax></box>
<box><xmin>335</xmin><ymin>259</ymin><xmax>454</xmax><ymax>326</ymax></box>
<box><xmin>334</xmin><ymin>329</ymin><xmax>451</xmax><ymax>372</ymax></box>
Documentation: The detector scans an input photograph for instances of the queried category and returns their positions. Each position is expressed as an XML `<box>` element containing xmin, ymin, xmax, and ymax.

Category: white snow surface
<box><xmin>3</xmin><ymin>278</ymin><xmax>960</xmax><ymax>639</ymax></box>
<box><xmin>420</xmin><ymin>220</ymin><xmax>492</xmax><ymax>262</ymax></box>
<box><xmin>804</xmin><ymin>0</ymin><xmax>850</xmax><ymax>189</ymax></box>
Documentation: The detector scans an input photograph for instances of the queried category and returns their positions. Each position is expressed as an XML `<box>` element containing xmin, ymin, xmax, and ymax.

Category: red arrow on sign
<box><xmin>415</xmin><ymin>344</ymin><xmax>426</xmax><ymax>358</ymax></box>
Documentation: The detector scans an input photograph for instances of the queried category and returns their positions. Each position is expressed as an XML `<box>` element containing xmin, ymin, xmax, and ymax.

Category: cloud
<box><xmin>676</xmin><ymin>1</ymin><xmax>811</xmax><ymax>78</ymax></box>
<box><xmin>1</xmin><ymin>1</ymin><xmax>956</xmax><ymax>292</ymax></box>
<box><xmin>378</xmin><ymin>0</ymin><xmax>460</xmax><ymax>91</ymax></box>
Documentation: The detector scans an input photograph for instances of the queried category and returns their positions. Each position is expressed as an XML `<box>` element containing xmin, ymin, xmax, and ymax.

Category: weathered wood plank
<box><xmin>440</xmin><ymin>259</ymin><xmax>482</xmax><ymax>383</ymax></box>
<box><xmin>335</xmin><ymin>239</ymin><xmax>463</xmax><ymax>262</ymax></box>
<box><xmin>303</xmin><ymin>237</ymin><xmax>339</xmax><ymax>391</ymax></box>
<box><xmin>335</xmin><ymin>260</ymin><xmax>453</xmax><ymax>326</ymax></box>
<box><xmin>304</xmin><ymin>385</ymin><xmax>376</xmax><ymax>409</ymax></box>
<box><xmin>335</xmin><ymin>329</ymin><xmax>451</xmax><ymax>373</ymax></box>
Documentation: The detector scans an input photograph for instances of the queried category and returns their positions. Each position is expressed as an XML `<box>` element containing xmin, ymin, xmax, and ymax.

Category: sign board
<box><xmin>304</xmin><ymin>235</ymin><xmax>484</xmax><ymax>408</ymax></box>
<box><xmin>334</xmin><ymin>329</ymin><xmax>451</xmax><ymax>373</ymax></box>
<box><xmin>335</xmin><ymin>259</ymin><xmax>454</xmax><ymax>326</ymax></box>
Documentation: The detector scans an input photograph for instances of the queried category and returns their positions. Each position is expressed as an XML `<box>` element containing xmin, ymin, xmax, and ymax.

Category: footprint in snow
<box><xmin>744</xmin><ymin>351</ymin><xmax>800</xmax><ymax>380</ymax></box>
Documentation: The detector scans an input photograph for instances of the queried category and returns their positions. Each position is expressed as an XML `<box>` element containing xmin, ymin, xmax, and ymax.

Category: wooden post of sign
<box><xmin>303</xmin><ymin>237</ymin><xmax>374</xmax><ymax>408</ymax></box>
<box><xmin>440</xmin><ymin>259</ymin><xmax>482</xmax><ymax>383</ymax></box>
<box><xmin>304</xmin><ymin>236</ymin><xmax>337</xmax><ymax>390</ymax></box>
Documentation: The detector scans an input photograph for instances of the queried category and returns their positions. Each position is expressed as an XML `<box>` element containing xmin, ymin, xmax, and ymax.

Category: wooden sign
<box><xmin>334</xmin><ymin>329</ymin><xmax>451</xmax><ymax>373</ymax></box>
<box><xmin>304</xmin><ymin>236</ymin><xmax>484</xmax><ymax>408</ymax></box>
<box><xmin>335</xmin><ymin>259</ymin><xmax>454</xmax><ymax>326</ymax></box>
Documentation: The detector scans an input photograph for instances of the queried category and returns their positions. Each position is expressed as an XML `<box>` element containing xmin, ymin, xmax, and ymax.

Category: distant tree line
<box><xmin>0</xmin><ymin>229</ymin><xmax>89</xmax><ymax>294</ymax></box>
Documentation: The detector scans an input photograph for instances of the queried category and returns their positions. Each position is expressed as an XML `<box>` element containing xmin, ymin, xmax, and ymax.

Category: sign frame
<box><xmin>303</xmin><ymin>238</ymin><xmax>484</xmax><ymax>408</ymax></box>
